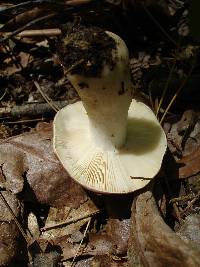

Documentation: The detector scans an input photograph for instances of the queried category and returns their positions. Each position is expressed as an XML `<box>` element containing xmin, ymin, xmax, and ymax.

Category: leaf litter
<box><xmin>1</xmin><ymin>1</ymin><xmax>200</xmax><ymax>266</ymax></box>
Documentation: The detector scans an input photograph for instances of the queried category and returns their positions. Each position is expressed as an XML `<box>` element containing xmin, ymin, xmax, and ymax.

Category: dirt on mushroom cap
<box><xmin>59</xmin><ymin>25</ymin><xmax>116</xmax><ymax>77</ymax></box>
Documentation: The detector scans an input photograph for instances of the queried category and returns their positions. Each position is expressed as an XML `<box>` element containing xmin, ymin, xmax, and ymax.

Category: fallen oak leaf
<box><xmin>105</xmin><ymin>218</ymin><xmax>130</xmax><ymax>255</ymax></box>
<box><xmin>128</xmin><ymin>186</ymin><xmax>200</xmax><ymax>267</ymax></box>
<box><xmin>41</xmin><ymin>198</ymin><xmax>99</xmax><ymax>238</ymax></box>
<box><xmin>166</xmin><ymin>110</ymin><xmax>200</xmax><ymax>178</ymax></box>
<box><xmin>0</xmin><ymin>148</ymin><xmax>26</xmax><ymax>194</ymax></box>
<box><xmin>178</xmin><ymin>146</ymin><xmax>200</xmax><ymax>178</ymax></box>
<box><xmin>0</xmin><ymin>191</ymin><xmax>23</xmax><ymax>266</ymax></box>
<box><xmin>0</xmin><ymin>122</ymin><xmax>87</xmax><ymax>208</ymax></box>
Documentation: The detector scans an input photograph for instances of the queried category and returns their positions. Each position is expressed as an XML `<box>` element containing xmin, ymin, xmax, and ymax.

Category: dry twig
<box><xmin>41</xmin><ymin>209</ymin><xmax>100</xmax><ymax>231</ymax></box>
<box><xmin>1</xmin><ymin>28</ymin><xmax>62</xmax><ymax>38</ymax></box>
<box><xmin>1</xmin><ymin>13</ymin><xmax>56</xmax><ymax>43</ymax></box>
<box><xmin>0</xmin><ymin>101</ymin><xmax>68</xmax><ymax>118</ymax></box>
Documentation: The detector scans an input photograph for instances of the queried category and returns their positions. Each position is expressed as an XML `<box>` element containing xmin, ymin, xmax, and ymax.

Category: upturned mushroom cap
<box><xmin>53</xmin><ymin>27</ymin><xmax>167</xmax><ymax>194</ymax></box>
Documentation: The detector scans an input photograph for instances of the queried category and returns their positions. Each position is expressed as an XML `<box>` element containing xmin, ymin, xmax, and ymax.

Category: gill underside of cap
<box><xmin>53</xmin><ymin>100</ymin><xmax>167</xmax><ymax>194</ymax></box>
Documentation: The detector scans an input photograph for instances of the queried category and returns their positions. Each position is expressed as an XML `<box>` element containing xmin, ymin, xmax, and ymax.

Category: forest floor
<box><xmin>0</xmin><ymin>1</ymin><xmax>200</xmax><ymax>266</ymax></box>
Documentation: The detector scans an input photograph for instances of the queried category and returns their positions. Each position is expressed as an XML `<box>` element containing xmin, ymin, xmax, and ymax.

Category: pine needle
<box><xmin>70</xmin><ymin>218</ymin><xmax>91</xmax><ymax>267</ymax></box>
<box><xmin>160</xmin><ymin>65</ymin><xmax>193</xmax><ymax>124</ymax></box>
<box><xmin>33</xmin><ymin>81</ymin><xmax>59</xmax><ymax>112</ymax></box>
<box><xmin>156</xmin><ymin>60</ymin><xmax>176</xmax><ymax>117</ymax></box>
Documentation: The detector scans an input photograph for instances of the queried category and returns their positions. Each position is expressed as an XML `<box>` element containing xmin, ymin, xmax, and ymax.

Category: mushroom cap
<box><xmin>53</xmin><ymin>99</ymin><xmax>167</xmax><ymax>194</ymax></box>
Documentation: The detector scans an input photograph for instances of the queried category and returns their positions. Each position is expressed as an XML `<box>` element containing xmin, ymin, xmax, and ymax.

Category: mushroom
<box><xmin>53</xmin><ymin>27</ymin><xmax>167</xmax><ymax>194</ymax></box>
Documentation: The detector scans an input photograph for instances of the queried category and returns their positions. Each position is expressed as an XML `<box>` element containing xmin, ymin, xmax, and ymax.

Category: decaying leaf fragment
<box><xmin>177</xmin><ymin>214</ymin><xmax>200</xmax><ymax>245</ymax></box>
<box><xmin>167</xmin><ymin>110</ymin><xmax>200</xmax><ymax>179</ymax></box>
<box><xmin>0</xmin><ymin>191</ymin><xmax>23</xmax><ymax>266</ymax></box>
<box><xmin>128</xmin><ymin>188</ymin><xmax>200</xmax><ymax>267</ymax></box>
<box><xmin>178</xmin><ymin>147</ymin><xmax>200</xmax><ymax>178</ymax></box>
<box><xmin>0</xmin><ymin>122</ymin><xmax>87</xmax><ymax>207</ymax></box>
<box><xmin>63</xmin><ymin>255</ymin><xmax>128</xmax><ymax>267</ymax></box>
<box><xmin>41</xmin><ymin>199</ymin><xmax>99</xmax><ymax>241</ymax></box>
<box><xmin>38</xmin><ymin>195</ymin><xmax>130</xmax><ymax>263</ymax></box>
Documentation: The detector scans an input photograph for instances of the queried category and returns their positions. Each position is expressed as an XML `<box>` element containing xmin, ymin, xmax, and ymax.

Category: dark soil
<box><xmin>59</xmin><ymin>25</ymin><xmax>116</xmax><ymax>77</ymax></box>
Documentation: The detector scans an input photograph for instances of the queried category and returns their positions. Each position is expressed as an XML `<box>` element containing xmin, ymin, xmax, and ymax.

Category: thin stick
<box><xmin>0</xmin><ymin>101</ymin><xmax>68</xmax><ymax>118</ymax></box>
<box><xmin>41</xmin><ymin>209</ymin><xmax>100</xmax><ymax>231</ymax></box>
<box><xmin>0</xmin><ymin>0</ymin><xmax>91</xmax><ymax>15</ymax></box>
<box><xmin>33</xmin><ymin>81</ymin><xmax>59</xmax><ymax>112</ymax></box>
<box><xmin>1</xmin><ymin>29</ymin><xmax>62</xmax><ymax>38</ymax></box>
<box><xmin>131</xmin><ymin>176</ymin><xmax>152</xmax><ymax>181</ymax></box>
<box><xmin>0</xmin><ymin>89</ymin><xmax>7</xmax><ymax>101</ymax></box>
<box><xmin>1</xmin><ymin>13</ymin><xmax>56</xmax><ymax>43</ymax></box>
<box><xmin>66</xmin><ymin>0</ymin><xmax>92</xmax><ymax>6</ymax></box>
<box><xmin>4</xmin><ymin>118</ymin><xmax>44</xmax><ymax>124</ymax></box>
<box><xmin>0</xmin><ymin>1</ymin><xmax>46</xmax><ymax>14</ymax></box>
<box><xmin>160</xmin><ymin>65</ymin><xmax>193</xmax><ymax>124</ymax></box>
<box><xmin>156</xmin><ymin>60</ymin><xmax>176</xmax><ymax>117</ymax></box>
<box><xmin>71</xmin><ymin>218</ymin><xmax>91</xmax><ymax>267</ymax></box>
<box><xmin>0</xmin><ymin>191</ymin><xmax>30</xmax><ymax>244</ymax></box>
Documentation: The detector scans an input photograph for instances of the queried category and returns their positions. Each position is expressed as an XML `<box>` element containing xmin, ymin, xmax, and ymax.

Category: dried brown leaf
<box><xmin>178</xmin><ymin>147</ymin><xmax>200</xmax><ymax>178</ymax></box>
<box><xmin>167</xmin><ymin>110</ymin><xmax>200</xmax><ymax>178</ymax></box>
<box><xmin>0</xmin><ymin>191</ymin><xmax>23</xmax><ymax>265</ymax></box>
<box><xmin>42</xmin><ymin>199</ymin><xmax>98</xmax><ymax>240</ymax></box>
<box><xmin>0</xmin><ymin>122</ymin><xmax>87</xmax><ymax>207</ymax></box>
<box><xmin>128</xmin><ymin>188</ymin><xmax>200</xmax><ymax>267</ymax></box>
<box><xmin>177</xmin><ymin>214</ymin><xmax>200</xmax><ymax>245</ymax></box>
<box><xmin>65</xmin><ymin>255</ymin><xmax>128</xmax><ymax>267</ymax></box>
<box><xmin>105</xmin><ymin>218</ymin><xmax>130</xmax><ymax>255</ymax></box>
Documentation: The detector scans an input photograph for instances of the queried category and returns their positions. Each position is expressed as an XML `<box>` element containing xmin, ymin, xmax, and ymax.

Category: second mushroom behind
<box><xmin>53</xmin><ymin>26</ymin><xmax>167</xmax><ymax>194</ymax></box>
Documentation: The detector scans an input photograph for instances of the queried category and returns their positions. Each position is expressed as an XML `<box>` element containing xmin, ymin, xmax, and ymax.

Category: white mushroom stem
<box><xmin>67</xmin><ymin>32</ymin><xmax>133</xmax><ymax>150</ymax></box>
